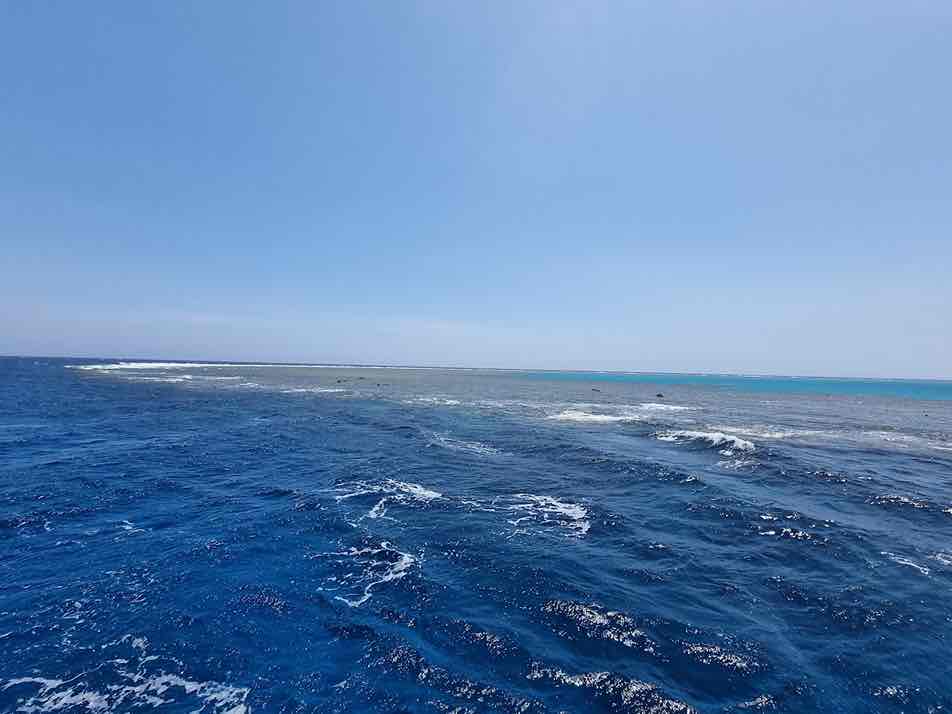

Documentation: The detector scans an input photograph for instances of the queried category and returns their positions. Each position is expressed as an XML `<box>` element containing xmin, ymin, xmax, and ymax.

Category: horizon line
<box><xmin>3</xmin><ymin>353</ymin><xmax>951</xmax><ymax>384</ymax></box>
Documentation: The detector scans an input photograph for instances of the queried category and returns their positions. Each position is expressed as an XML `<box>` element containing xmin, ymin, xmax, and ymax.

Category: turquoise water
<box><xmin>522</xmin><ymin>371</ymin><xmax>952</xmax><ymax>401</ymax></box>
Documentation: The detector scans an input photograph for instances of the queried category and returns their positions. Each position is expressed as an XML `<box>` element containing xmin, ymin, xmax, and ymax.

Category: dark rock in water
<box><xmin>656</xmin><ymin>393</ymin><xmax>664</xmax><ymax>398</ymax></box>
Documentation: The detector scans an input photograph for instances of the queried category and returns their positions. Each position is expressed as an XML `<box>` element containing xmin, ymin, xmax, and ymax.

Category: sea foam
<box><xmin>313</xmin><ymin>541</ymin><xmax>418</xmax><ymax>607</ymax></box>
<box><xmin>549</xmin><ymin>409</ymin><xmax>645</xmax><ymax>423</ymax></box>
<box><xmin>655</xmin><ymin>430</ymin><xmax>756</xmax><ymax>453</ymax></box>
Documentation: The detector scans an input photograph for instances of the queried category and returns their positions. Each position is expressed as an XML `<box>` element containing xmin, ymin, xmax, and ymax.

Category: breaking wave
<box><xmin>655</xmin><ymin>430</ymin><xmax>756</xmax><ymax>453</ymax></box>
<box><xmin>505</xmin><ymin>494</ymin><xmax>590</xmax><ymax>537</ymax></box>
<box><xmin>312</xmin><ymin>541</ymin><xmax>418</xmax><ymax>607</ymax></box>
<box><xmin>637</xmin><ymin>402</ymin><xmax>697</xmax><ymax>412</ymax></box>
<box><xmin>426</xmin><ymin>432</ymin><xmax>500</xmax><ymax>456</ymax></box>
<box><xmin>549</xmin><ymin>409</ymin><xmax>645</xmax><ymax>423</ymax></box>
<box><xmin>281</xmin><ymin>387</ymin><xmax>347</xmax><ymax>394</ymax></box>
<box><xmin>330</xmin><ymin>479</ymin><xmax>442</xmax><ymax>521</ymax></box>
<box><xmin>407</xmin><ymin>396</ymin><xmax>462</xmax><ymax>406</ymax></box>
<box><xmin>0</xmin><ymin>636</ymin><xmax>249</xmax><ymax>713</ymax></box>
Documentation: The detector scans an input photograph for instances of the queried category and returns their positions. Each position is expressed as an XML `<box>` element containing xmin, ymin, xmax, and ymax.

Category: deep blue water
<box><xmin>2</xmin><ymin>357</ymin><xmax>951</xmax><ymax>713</ymax></box>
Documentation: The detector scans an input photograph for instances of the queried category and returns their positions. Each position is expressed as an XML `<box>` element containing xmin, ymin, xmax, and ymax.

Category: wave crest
<box><xmin>549</xmin><ymin>410</ymin><xmax>645</xmax><ymax>424</ymax></box>
<box><xmin>656</xmin><ymin>430</ymin><xmax>756</xmax><ymax>453</ymax></box>
<box><xmin>313</xmin><ymin>541</ymin><xmax>418</xmax><ymax>607</ymax></box>
<box><xmin>0</xmin><ymin>636</ymin><xmax>249</xmax><ymax>713</ymax></box>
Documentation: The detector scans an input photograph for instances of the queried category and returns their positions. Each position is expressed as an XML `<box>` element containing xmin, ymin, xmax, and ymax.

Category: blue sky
<box><xmin>2</xmin><ymin>2</ymin><xmax>950</xmax><ymax>377</ymax></box>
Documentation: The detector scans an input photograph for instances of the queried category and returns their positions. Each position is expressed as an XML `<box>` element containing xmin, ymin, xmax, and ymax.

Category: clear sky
<box><xmin>2</xmin><ymin>2</ymin><xmax>950</xmax><ymax>378</ymax></box>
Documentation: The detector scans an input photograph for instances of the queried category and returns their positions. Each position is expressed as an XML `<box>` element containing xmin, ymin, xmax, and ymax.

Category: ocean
<box><xmin>1</xmin><ymin>357</ymin><xmax>950</xmax><ymax>713</ymax></box>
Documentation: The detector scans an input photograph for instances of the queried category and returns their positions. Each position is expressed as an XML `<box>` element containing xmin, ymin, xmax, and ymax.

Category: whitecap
<box><xmin>407</xmin><ymin>396</ymin><xmax>462</xmax><ymax>406</ymax></box>
<box><xmin>125</xmin><ymin>376</ymin><xmax>193</xmax><ymax>383</ymax></box>
<box><xmin>549</xmin><ymin>409</ymin><xmax>645</xmax><ymax>424</ymax></box>
<box><xmin>330</xmin><ymin>479</ymin><xmax>442</xmax><ymax>520</ymax></box>
<box><xmin>637</xmin><ymin>402</ymin><xmax>697</xmax><ymax>412</ymax></box>
<box><xmin>281</xmin><ymin>387</ymin><xmax>346</xmax><ymax>394</ymax></box>
<box><xmin>70</xmin><ymin>361</ymin><xmax>473</xmax><ymax>372</ymax></box>
<box><xmin>506</xmin><ymin>494</ymin><xmax>590</xmax><ymax>536</ymax></box>
<box><xmin>656</xmin><ymin>430</ymin><xmax>756</xmax><ymax>452</ymax></box>
<box><xmin>70</xmin><ymin>361</ymin><xmax>221</xmax><ymax>370</ymax></box>
<box><xmin>313</xmin><ymin>541</ymin><xmax>418</xmax><ymax>607</ymax></box>
<box><xmin>709</xmin><ymin>424</ymin><xmax>825</xmax><ymax>440</ymax></box>
<box><xmin>333</xmin><ymin>479</ymin><xmax>442</xmax><ymax>503</ymax></box>
<box><xmin>859</xmin><ymin>430</ymin><xmax>952</xmax><ymax>453</ymax></box>
<box><xmin>427</xmin><ymin>432</ymin><xmax>499</xmax><ymax>456</ymax></box>
<box><xmin>1</xmin><ymin>636</ymin><xmax>250</xmax><ymax>713</ymax></box>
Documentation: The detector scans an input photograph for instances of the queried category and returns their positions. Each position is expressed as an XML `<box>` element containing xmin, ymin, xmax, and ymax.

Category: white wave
<box><xmin>704</xmin><ymin>426</ymin><xmax>952</xmax><ymax>454</ymax></box>
<box><xmin>407</xmin><ymin>396</ymin><xmax>462</xmax><ymax>406</ymax></box>
<box><xmin>314</xmin><ymin>541</ymin><xmax>417</xmax><ymax>607</ymax></box>
<box><xmin>124</xmin><ymin>374</ymin><xmax>244</xmax><ymax>384</ymax></box>
<box><xmin>831</xmin><ymin>430</ymin><xmax>952</xmax><ymax>454</ymax></box>
<box><xmin>71</xmin><ymin>362</ymin><xmax>222</xmax><ymax>370</ymax></box>
<box><xmin>125</xmin><ymin>375</ymin><xmax>193</xmax><ymax>383</ymax></box>
<box><xmin>427</xmin><ymin>432</ymin><xmax>499</xmax><ymax>456</ymax></box>
<box><xmin>549</xmin><ymin>409</ymin><xmax>645</xmax><ymax>424</ymax></box>
<box><xmin>458</xmin><ymin>493</ymin><xmax>590</xmax><ymax>536</ymax></box>
<box><xmin>656</xmin><ymin>430</ymin><xmax>756</xmax><ymax>453</ymax></box>
<box><xmin>932</xmin><ymin>552</ymin><xmax>952</xmax><ymax>566</ymax></box>
<box><xmin>334</xmin><ymin>479</ymin><xmax>442</xmax><ymax>503</ymax></box>
<box><xmin>331</xmin><ymin>479</ymin><xmax>441</xmax><ymax>520</ymax></box>
<box><xmin>281</xmin><ymin>387</ymin><xmax>346</xmax><ymax>394</ymax></box>
<box><xmin>637</xmin><ymin>402</ymin><xmax>697</xmax><ymax>412</ymax></box>
<box><xmin>0</xmin><ymin>636</ymin><xmax>249</xmax><ymax>713</ymax></box>
<box><xmin>507</xmin><ymin>494</ymin><xmax>590</xmax><ymax>536</ymax></box>
<box><xmin>70</xmin><ymin>361</ymin><xmax>476</xmax><ymax>371</ymax></box>
<box><xmin>709</xmin><ymin>424</ymin><xmax>825</xmax><ymax>440</ymax></box>
<box><xmin>882</xmin><ymin>551</ymin><xmax>930</xmax><ymax>576</ymax></box>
